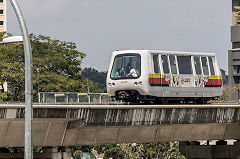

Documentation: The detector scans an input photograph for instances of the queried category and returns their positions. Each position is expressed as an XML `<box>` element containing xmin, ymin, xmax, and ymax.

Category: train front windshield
<box><xmin>110</xmin><ymin>54</ymin><xmax>141</xmax><ymax>80</ymax></box>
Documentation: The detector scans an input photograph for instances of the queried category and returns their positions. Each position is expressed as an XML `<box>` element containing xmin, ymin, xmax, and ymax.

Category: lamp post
<box><xmin>9</xmin><ymin>0</ymin><xmax>33</xmax><ymax>158</ymax></box>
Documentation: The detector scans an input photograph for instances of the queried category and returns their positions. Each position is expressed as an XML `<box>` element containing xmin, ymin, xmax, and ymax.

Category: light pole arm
<box><xmin>9</xmin><ymin>0</ymin><xmax>33</xmax><ymax>159</ymax></box>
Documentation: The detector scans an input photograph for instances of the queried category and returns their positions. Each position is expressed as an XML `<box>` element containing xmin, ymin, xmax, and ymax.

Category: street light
<box><xmin>9</xmin><ymin>0</ymin><xmax>33</xmax><ymax>159</ymax></box>
<box><xmin>0</xmin><ymin>35</ymin><xmax>23</xmax><ymax>44</ymax></box>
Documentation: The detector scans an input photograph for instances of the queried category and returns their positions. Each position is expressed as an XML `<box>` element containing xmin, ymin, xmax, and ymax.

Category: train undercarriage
<box><xmin>114</xmin><ymin>90</ymin><xmax>213</xmax><ymax>104</ymax></box>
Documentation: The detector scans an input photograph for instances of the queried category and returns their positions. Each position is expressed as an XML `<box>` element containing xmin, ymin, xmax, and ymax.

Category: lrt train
<box><xmin>106</xmin><ymin>50</ymin><xmax>222</xmax><ymax>104</ymax></box>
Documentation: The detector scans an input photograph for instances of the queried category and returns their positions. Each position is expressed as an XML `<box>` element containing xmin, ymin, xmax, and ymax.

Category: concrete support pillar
<box><xmin>40</xmin><ymin>147</ymin><xmax>72</xmax><ymax>159</ymax></box>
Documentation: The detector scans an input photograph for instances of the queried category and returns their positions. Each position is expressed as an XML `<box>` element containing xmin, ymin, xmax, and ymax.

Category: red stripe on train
<box><xmin>205</xmin><ymin>79</ymin><xmax>222</xmax><ymax>86</ymax></box>
<box><xmin>149</xmin><ymin>78</ymin><xmax>169</xmax><ymax>85</ymax></box>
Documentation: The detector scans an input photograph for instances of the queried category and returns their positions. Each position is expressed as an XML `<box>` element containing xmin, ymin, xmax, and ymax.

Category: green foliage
<box><xmin>94</xmin><ymin>144</ymin><xmax>123</xmax><ymax>159</ymax></box>
<box><xmin>82</xmin><ymin>67</ymin><xmax>107</xmax><ymax>89</ymax></box>
<box><xmin>218</xmin><ymin>86</ymin><xmax>231</xmax><ymax>101</ymax></box>
<box><xmin>233</xmin><ymin>84</ymin><xmax>240</xmax><ymax>92</ymax></box>
<box><xmin>0</xmin><ymin>93</ymin><xmax>7</xmax><ymax>101</ymax></box>
<box><xmin>0</xmin><ymin>34</ymin><xmax>104</xmax><ymax>101</ymax></box>
<box><xmin>90</xmin><ymin>142</ymin><xmax>186</xmax><ymax>159</ymax></box>
<box><xmin>232</xmin><ymin>84</ymin><xmax>240</xmax><ymax>101</ymax></box>
<box><xmin>119</xmin><ymin>142</ymin><xmax>186</xmax><ymax>159</ymax></box>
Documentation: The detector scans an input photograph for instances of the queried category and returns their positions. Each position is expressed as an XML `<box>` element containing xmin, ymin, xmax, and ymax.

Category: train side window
<box><xmin>208</xmin><ymin>57</ymin><xmax>215</xmax><ymax>75</ymax></box>
<box><xmin>177</xmin><ymin>56</ymin><xmax>192</xmax><ymax>74</ymax></box>
<box><xmin>194</xmin><ymin>56</ymin><xmax>202</xmax><ymax>75</ymax></box>
<box><xmin>169</xmin><ymin>55</ymin><xmax>177</xmax><ymax>74</ymax></box>
<box><xmin>201</xmin><ymin>57</ymin><xmax>209</xmax><ymax>75</ymax></box>
<box><xmin>153</xmin><ymin>54</ymin><xmax>160</xmax><ymax>73</ymax></box>
<box><xmin>161</xmin><ymin>55</ymin><xmax>170</xmax><ymax>74</ymax></box>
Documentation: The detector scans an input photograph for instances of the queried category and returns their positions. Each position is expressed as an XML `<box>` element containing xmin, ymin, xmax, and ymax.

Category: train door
<box><xmin>160</xmin><ymin>54</ymin><xmax>180</xmax><ymax>87</ymax></box>
<box><xmin>177</xmin><ymin>55</ymin><xmax>194</xmax><ymax>87</ymax></box>
<box><xmin>193</xmin><ymin>56</ymin><xmax>218</xmax><ymax>88</ymax></box>
<box><xmin>149</xmin><ymin>54</ymin><xmax>171</xmax><ymax>87</ymax></box>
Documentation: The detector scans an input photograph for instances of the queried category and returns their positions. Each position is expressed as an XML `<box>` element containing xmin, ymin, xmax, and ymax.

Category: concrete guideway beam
<box><xmin>0</xmin><ymin>103</ymin><xmax>238</xmax><ymax>146</ymax></box>
<box><xmin>0</xmin><ymin>120</ymin><xmax>239</xmax><ymax>147</ymax></box>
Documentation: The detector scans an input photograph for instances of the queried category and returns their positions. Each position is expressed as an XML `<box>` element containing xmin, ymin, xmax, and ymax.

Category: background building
<box><xmin>0</xmin><ymin>0</ymin><xmax>6</xmax><ymax>32</ymax></box>
<box><xmin>228</xmin><ymin>0</ymin><xmax>240</xmax><ymax>100</ymax></box>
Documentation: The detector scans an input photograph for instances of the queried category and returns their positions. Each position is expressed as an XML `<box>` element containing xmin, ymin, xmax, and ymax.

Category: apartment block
<box><xmin>229</xmin><ymin>0</ymin><xmax>240</xmax><ymax>100</ymax></box>
<box><xmin>0</xmin><ymin>0</ymin><xmax>6</xmax><ymax>32</ymax></box>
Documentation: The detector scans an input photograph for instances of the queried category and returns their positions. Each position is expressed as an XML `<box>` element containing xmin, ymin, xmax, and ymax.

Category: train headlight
<box><xmin>108</xmin><ymin>83</ymin><xmax>112</xmax><ymax>87</ymax></box>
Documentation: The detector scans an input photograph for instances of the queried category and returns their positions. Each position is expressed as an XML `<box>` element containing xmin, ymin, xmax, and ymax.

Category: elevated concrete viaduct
<box><xmin>0</xmin><ymin>103</ymin><xmax>240</xmax><ymax>158</ymax></box>
<box><xmin>0</xmin><ymin>103</ymin><xmax>238</xmax><ymax>146</ymax></box>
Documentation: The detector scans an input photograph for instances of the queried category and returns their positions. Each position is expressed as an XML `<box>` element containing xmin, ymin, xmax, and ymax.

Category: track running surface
<box><xmin>0</xmin><ymin>102</ymin><xmax>239</xmax><ymax>109</ymax></box>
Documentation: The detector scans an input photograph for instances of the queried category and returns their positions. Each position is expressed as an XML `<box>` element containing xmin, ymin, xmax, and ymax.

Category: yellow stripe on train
<box><xmin>149</xmin><ymin>74</ymin><xmax>221</xmax><ymax>80</ymax></box>
<box><xmin>208</xmin><ymin>75</ymin><xmax>222</xmax><ymax>80</ymax></box>
<box><xmin>149</xmin><ymin>74</ymin><xmax>164</xmax><ymax>78</ymax></box>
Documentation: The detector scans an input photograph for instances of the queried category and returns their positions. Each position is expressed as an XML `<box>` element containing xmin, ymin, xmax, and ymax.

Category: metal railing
<box><xmin>38</xmin><ymin>92</ymin><xmax>115</xmax><ymax>103</ymax></box>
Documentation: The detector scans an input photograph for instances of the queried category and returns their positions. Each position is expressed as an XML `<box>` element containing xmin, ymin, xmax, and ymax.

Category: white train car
<box><xmin>107</xmin><ymin>50</ymin><xmax>222</xmax><ymax>104</ymax></box>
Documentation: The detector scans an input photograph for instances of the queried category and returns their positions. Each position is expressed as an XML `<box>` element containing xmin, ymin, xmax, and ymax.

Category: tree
<box><xmin>81</xmin><ymin>67</ymin><xmax>107</xmax><ymax>89</ymax></box>
<box><xmin>233</xmin><ymin>84</ymin><xmax>240</xmax><ymax>102</ymax></box>
<box><xmin>218</xmin><ymin>85</ymin><xmax>231</xmax><ymax>101</ymax></box>
<box><xmin>94</xmin><ymin>144</ymin><xmax>123</xmax><ymax>159</ymax></box>
<box><xmin>0</xmin><ymin>34</ymin><xmax>103</xmax><ymax>101</ymax></box>
<box><xmin>118</xmin><ymin>142</ymin><xmax>185</xmax><ymax>159</ymax></box>
<box><xmin>92</xmin><ymin>142</ymin><xmax>186</xmax><ymax>159</ymax></box>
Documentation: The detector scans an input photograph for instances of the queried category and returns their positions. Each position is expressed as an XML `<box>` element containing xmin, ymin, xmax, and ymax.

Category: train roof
<box><xmin>113</xmin><ymin>50</ymin><xmax>216</xmax><ymax>56</ymax></box>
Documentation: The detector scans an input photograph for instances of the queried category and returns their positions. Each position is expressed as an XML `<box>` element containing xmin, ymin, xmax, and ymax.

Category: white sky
<box><xmin>7</xmin><ymin>0</ymin><xmax>232</xmax><ymax>72</ymax></box>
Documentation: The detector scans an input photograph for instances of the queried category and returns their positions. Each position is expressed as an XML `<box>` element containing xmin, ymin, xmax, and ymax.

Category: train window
<box><xmin>201</xmin><ymin>57</ymin><xmax>209</xmax><ymax>75</ymax></box>
<box><xmin>208</xmin><ymin>57</ymin><xmax>215</xmax><ymax>75</ymax></box>
<box><xmin>177</xmin><ymin>56</ymin><xmax>192</xmax><ymax>74</ymax></box>
<box><xmin>194</xmin><ymin>56</ymin><xmax>202</xmax><ymax>75</ymax></box>
<box><xmin>110</xmin><ymin>53</ymin><xmax>141</xmax><ymax>80</ymax></box>
<box><xmin>161</xmin><ymin>55</ymin><xmax>169</xmax><ymax>74</ymax></box>
<box><xmin>169</xmin><ymin>55</ymin><xmax>177</xmax><ymax>74</ymax></box>
<box><xmin>153</xmin><ymin>54</ymin><xmax>160</xmax><ymax>73</ymax></box>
